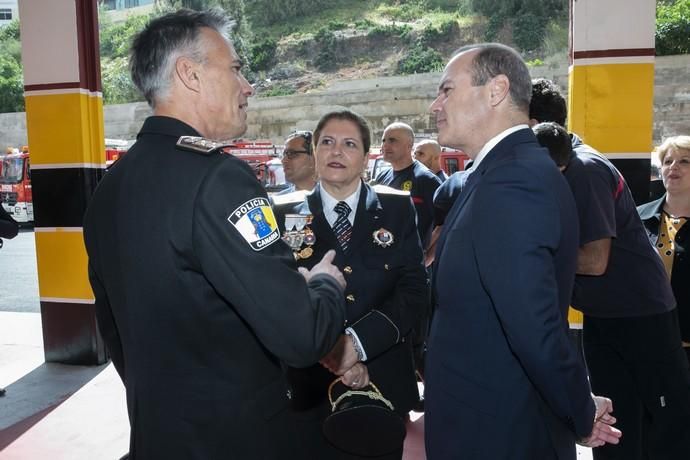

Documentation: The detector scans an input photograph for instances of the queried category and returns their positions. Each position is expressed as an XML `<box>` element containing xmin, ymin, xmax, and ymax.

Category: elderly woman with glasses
<box><xmin>273</xmin><ymin>110</ymin><xmax>428</xmax><ymax>460</ymax></box>
<box><xmin>638</xmin><ymin>135</ymin><xmax>690</xmax><ymax>363</ymax></box>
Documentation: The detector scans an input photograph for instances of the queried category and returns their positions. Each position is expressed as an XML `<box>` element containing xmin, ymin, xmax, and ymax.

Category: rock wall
<box><xmin>1</xmin><ymin>54</ymin><xmax>688</xmax><ymax>149</ymax></box>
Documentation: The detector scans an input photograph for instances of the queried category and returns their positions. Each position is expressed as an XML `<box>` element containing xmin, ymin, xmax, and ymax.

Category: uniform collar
<box><xmin>138</xmin><ymin>116</ymin><xmax>202</xmax><ymax>139</ymax></box>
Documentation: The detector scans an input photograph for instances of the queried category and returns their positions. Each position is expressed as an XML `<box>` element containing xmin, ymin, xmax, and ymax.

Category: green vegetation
<box><xmin>258</xmin><ymin>83</ymin><xmax>297</xmax><ymax>97</ymax></box>
<box><xmin>0</xmin><ymin>20</ymin><xmax>23</xmax><ymax>113</ymax></box>
<box><xmin>313</xmin><ymin>28</ymin><xmax>338</xmax><ymax>71</ymax></box>
<box><xmin>656</xmin><ymin>0</ymin><xmax>690</xmax><ymax>56</ymax></box>
<box><xmin>250</xmin><ymin>38</ymin><xmax>277</xmax><ymax>71</ymax></box>
<box><xmin>1</xmin><ymin>0</ymin><xmax>686</xmax><ymax>111</ymax></box>
<box><xmin>397</xmin><ymin>45</ymin><xmax>444</xmax><ymax>74</ymax></box>
<box><xmin>368</xmin><ymin>23</ymin><xmax>413</xmax><ymax>40</ymax></box>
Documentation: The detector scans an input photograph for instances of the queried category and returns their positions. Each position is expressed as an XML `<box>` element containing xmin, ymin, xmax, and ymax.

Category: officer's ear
<box><xmin>176</xmin><ymin>56</ymin><xmax>201</xmax><ymax>93</ymax></box>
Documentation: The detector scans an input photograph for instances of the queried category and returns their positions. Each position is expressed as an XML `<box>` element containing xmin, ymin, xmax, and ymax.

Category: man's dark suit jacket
<box><xmin>273</xmin><ymin>182</ymin><xmax>428</xmax><ymax>457</ymax></box>
<box><xmin>425</xmin><ymin>128</ymin><xmax>596</xmax><ymax>460</ymax></box>
<box><xmin>83</xmin><ymin>116</ymin><xmax>346</xmax><ymax>460</ymax></box>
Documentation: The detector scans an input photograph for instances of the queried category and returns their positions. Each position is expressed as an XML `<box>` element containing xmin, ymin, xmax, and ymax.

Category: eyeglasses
<box><xmin>281</xmin><ymin>150</ymin><xmax>310</xmax><ymax>160</ymax></box>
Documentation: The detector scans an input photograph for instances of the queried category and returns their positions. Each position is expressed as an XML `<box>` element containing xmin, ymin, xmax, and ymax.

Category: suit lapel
<box><xmin>433</xmin><ymin>129</ymin><xmax>534</xmax><ymax>282</ymax></box>
<box><xmin>434</xmin><ymin>165</ymin><xmax>482</xmax><ymax>265</ymax></box>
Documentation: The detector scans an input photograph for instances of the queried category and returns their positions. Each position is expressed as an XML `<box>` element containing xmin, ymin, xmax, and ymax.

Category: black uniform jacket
<box><xmin>83</xmin><ymin>116</ymin><xmax>346</xmax><ymax>460</ymax></box>
<box><xmin>0</xmin><ymin>205</ymin><xmax>19</xmax><ymax>239</ymax></box>
<box><xmin>273</xmin><ymin>182</ymin><xmax>428</xmax><ymax>416</ymax></box>
<box><xmin>638</xmin><ymin>194</ymin><xmax>690</xmax><ymax>341</ymax></box>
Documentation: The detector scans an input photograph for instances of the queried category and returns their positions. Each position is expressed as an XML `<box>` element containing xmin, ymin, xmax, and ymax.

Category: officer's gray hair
<box><xmin>452</xmin><ymin>43</ymin><xmax>532</xmax><ymax>114</ymax></box>
<box><xmin>130</xmin><ymin>8</ymin><xmax>233</xmax><ymax>108</ymax></box>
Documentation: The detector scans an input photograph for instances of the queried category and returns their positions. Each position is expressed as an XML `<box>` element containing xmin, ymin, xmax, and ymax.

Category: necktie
<box><xmin>333</xmin><ymin>201</ymin><xmax>353</xmax><ymax>252</ymax></box>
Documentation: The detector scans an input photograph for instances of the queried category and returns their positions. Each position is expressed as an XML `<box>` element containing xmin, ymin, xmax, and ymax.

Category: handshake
<box><xmin>297</xmin><ymin>250</ymin><xmax>368</xmax><ymax>390</ymax></box>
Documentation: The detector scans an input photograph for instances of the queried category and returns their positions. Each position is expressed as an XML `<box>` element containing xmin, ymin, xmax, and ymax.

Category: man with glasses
<box><xmin>279</xmin><ymin>130</ymin><xmax>317</xmax><ymax>194</ymax></box>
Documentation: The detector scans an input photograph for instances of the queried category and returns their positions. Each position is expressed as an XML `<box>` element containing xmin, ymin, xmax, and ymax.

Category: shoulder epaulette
<box><xmin>373</xmin><ymin>184</ymin><xmax>410</xmax><ymax>196</ymax></box>
<box><xmin>271</xmin><ymin>189</ymin><xmax>309</xmax><ymax>206</ymax></box>
<box><xmin>176</xmin><ymin>136</ymin><xmax>233</xmax><ymax>154</ymax></box>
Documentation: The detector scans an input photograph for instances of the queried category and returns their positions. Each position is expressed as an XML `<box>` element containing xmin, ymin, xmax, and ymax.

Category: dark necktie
<box><xmin>333</xmin><ymin>201</ymin><xmax>353</xmax><ymax>252</ymax></box>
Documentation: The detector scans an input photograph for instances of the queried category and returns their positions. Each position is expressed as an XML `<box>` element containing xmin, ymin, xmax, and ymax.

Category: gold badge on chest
<box><xmin>372</xmin><ymin>228</ymin><xmax>394</xmax><ymax>247</ymax></box>
<box><xmin>282</xmin><ymin>214</ymin><xmax>316</xmax><ymax>260</ymax></box>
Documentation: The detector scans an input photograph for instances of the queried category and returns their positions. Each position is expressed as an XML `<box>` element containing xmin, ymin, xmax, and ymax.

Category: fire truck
<box><xmin>105</xmin><ymin>138</ymin><xmax>285</xmax><ymax>191</ymax></box>
<box><xmin>105</xmin><ymin>138</ymin><xmax>134</xmax><ymax>168</ymax></box>
<box><xmin>369</xmin><ymin>146</ymin><xmax>470</xmax><ymax>181</ymax></box>
<box><xmin>0</xmin><ymin>146</ymin><xmax>33</xmax><ymax>224</ymax></box>
<box><xmin>222</xmin><ymin>140</ymin><xmax>282</xmax><ymax>190</ymax></box>
<box><xmin>0</xmin><ymin>140</ymin><xmax>282</xmax><ymax>225</ymax></box>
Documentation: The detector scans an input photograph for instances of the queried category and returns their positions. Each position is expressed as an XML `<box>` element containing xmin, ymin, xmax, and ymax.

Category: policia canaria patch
<box><xmin>228</xmin><ymin>197</ymin><xmax>280</xmax><ymax>251</ymax></box>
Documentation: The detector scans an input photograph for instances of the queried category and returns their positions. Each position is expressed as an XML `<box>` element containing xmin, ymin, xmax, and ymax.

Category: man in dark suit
<box><xmin>83</xmin><ymin>10</ymin><xmax>347</xmax><ymax>460</ymax></box>
<box><xmin>424</xmin><ymin>43</ymin><xmax>621</xmax><ymax>459</ymax></box>
<box><xmin>273</xmin><ymin>110</ymin><xmax>428</xmax><ymax>459</ymax></box>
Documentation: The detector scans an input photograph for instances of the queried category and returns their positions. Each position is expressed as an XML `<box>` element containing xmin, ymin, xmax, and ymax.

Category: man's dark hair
<box><xmin>533</xmin><ymin>122</ymin><xmax>573</xmax><ymax>168</ymax></box>
<box><xmin>313</xmin><ymin>110</ymin><xmax>372</xmax><ymax>155</ymax></box>
<box><xmin>130</xmin><ymin>8</ymin><xmax>232</xmax><ymax>107</ymax></box>
<box><xmin>453</xmin><ymin>43</ymin><xmax>532</xmax><ymax>114</ymax></box>
<box><xmin>529</xmin><ymin>78</ymin><xmax>567</xmax><ymax>126</ymax></box>
<box><xmin>285</xmin><ymin>130</ymin><xmax>313</xmax><ymax>155</ymax></box>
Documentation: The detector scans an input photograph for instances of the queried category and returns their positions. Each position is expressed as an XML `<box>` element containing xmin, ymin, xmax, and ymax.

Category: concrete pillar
<box><xmin>568</xmin><ymin>0</ymin><xmax>656</xmax><ymax>204</ymax></box>
<box><xmin>566</xmin><ymin>0</ymin><xmax>655</xmax><ymax>330</ymax></box>
<box><xmin>19</xmin><ymin>0</ymin><xmax>106</xmax><ymax>364</ymax></box>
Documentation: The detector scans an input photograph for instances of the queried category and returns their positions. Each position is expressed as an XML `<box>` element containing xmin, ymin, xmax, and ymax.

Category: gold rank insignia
<box><xmin>176</xmin><ymin>136</ymin><xmax>234</xmax><ymax>154</ymax></box>
<box><xmin>372</xmin><ymin>228</ymin><xmax>394</xmax><ymax>247</ymax></box>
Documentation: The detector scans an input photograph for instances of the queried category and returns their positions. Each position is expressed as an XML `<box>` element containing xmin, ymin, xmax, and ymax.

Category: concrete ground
<box><xmin>0</xmin><ymin>231</ymin><xmax>594</xmax><ymax>458</ymax></box>
<box><xmin>0</xmin><ymin>310</ymin><xmax>595</xmax><ymax>459</ymax></box>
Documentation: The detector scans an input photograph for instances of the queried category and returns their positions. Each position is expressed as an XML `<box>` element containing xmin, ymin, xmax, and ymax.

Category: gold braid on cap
<box><xmin>327</xmin><ymin>377</ymin><xmax>395</xmax><ymax>412</ymax></box>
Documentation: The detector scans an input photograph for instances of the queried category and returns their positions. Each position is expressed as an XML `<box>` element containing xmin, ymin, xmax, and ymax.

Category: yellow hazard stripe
<box><xmin>34</xmin><ymin>230</ymin><xmax>94</xmax><ymax>301</ymax></box>
<box><xmin>568</xmin><ymin>63</ymin><xmax>654</xmax><ymax>155</ymax></box>
<box><xmin>24</xmin><ymin>92</ymin><xmax>104</xmax><ymax>166</ymax></box>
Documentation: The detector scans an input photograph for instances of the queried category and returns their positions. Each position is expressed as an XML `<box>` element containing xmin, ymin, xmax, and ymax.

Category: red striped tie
<box><xmin>333</xmin><ymin>201</ymin><xmax>353</xmax><ymax>252</ymax></box>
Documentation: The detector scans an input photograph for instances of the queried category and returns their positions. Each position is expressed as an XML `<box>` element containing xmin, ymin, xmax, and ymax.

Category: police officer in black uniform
<box><xmin>0</xmin><ymin>205</ymin><xmax>19</xmax><ymax>397</ymax></box>
<box><xmin>273</xmin><ymin>110</ymin><xmax>428</xmax><ymax>460</ymax></box>
<box><xmin>83</xmin><ymin>10</ymin><xmax>346</xmax><ymax>460</ymax></box>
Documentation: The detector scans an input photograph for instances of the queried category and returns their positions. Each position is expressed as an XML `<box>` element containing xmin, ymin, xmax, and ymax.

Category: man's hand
<box><xmin>578</xmin><ymin>395</ymin><xmax>622</xmax><ymax>447</ymax></box>
<box><xmin>578</xmin><ymin>421</ymin><xmax>622</xmax><ymax>447</ymax></box>
<box><xmin>320</xmin><ymin>333</ymin><xmax>359</xmax><ymax>375</ymax></box>
<box><xmin>341</xmin><ymin>362</ymin><xmax>370</xmax><ymax>390</ymax></box>
<box><xmin>593</xmin><ymin>395</ymin><xmax>616</xmax><ymax>425</ymax></box>
<box><xmin>298</xmin><ymin>250</ymin><xmax>346</xmax><ymax>290</ymax></box>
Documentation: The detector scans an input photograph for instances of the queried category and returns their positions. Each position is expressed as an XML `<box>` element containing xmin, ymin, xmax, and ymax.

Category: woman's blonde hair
<box><xmin>655</xmin><ymin>135</ymin><xmax>690</xmax><ymax>164</ymax></box>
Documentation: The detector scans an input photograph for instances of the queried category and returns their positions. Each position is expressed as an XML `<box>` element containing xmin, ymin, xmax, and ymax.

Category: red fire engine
<box><xmin>0</xmin><ymin>146</ymin><xmax>33</xmax><ymax>224</ymax></box>
<box><xmin>222</xmin><ymin>140</ymin><xmax>282</xmax><ymax>190</ymax></box>
<box><xmin>369</xmin><ymin>146</ymin><xmax>470</xmax><ymax>180</ymax></box>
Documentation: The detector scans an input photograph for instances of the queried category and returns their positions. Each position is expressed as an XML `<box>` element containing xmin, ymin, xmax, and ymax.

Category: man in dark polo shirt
<box><xmin>414</xmin><ymin>139</ymin><xmax>448</xmax><ymax>182</ymax></box>
<box><xmin>375</xmin><ymin>123</ymin><xmax>440</xmax><ymax>393</ymax></box>
<box><xmin>375</xmin><ymin>122</ymin><xmax>442</xmax><ymax>249</ymax></box>
<box><xmin>531</xmin><ymin>82</ymin><xmax>690</xmax><ymax>460</ymax></box>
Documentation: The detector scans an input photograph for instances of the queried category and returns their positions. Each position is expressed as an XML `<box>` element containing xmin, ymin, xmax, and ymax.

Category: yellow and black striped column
<box><xmin>566</xmin><ymin>0</ymin><xmax>655</xmax><ymax>329</ymax></box>
<box><xmin>18</xmin><ymin>0</ymin><xmax>106</xmax><ymax>364</ymax></box>
<box><xmin>568</xmin><ymin>0</ymin><xmax>655</xmax><ymax>204</ymax></box>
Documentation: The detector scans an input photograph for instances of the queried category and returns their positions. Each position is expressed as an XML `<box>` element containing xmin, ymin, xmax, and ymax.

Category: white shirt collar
<box><xmin>469</xmin><ymin>124</ymin><xmax>529</xmax><ymax>171</ymax></box>
<box><xmin>320</xmin><ymin>182</ymin><xmax>361</xmax><ymax>227</ymax></box>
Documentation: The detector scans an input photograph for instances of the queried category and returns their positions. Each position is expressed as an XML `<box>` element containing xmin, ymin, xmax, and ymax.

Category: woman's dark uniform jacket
<box><xmin>83</xmin><ymin>116</ymin><xmax>347</xmax><ymax>460</ymax></box>
<box><xmin>638</xmin><ymin>194</ymin><xmax>690</xmax><ymax>341</ymax></box>
<box><xmin>272</xmin><ymin>182</ymin><xmax>428</xmax><ymax>434</ymax></box>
